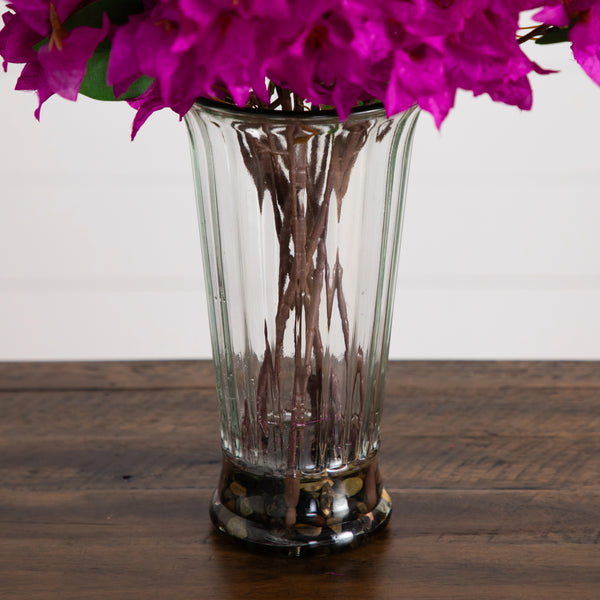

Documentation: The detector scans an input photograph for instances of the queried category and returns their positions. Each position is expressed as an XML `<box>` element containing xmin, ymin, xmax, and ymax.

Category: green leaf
<box><xmin>535</xmin><ymin>27</ymin><xmax>571</xmax><ymax>45</ymax></box>
<box><xmin>34</xmin><ymin>0</ymin><xmax>145</xmax><ymax>51</ymax></box>
<box><xmin>64</xmin><ymin>0</ymin><xmax>145</xmax><ymax>29</ymax></box>
<box><xmin>79</xmin><ymin>41</ymin><xmax>153</xmax><ymax>102</ymax></box>
<box><xmin>117</xmin><ymin>76</ymin><xmax>154</xmax><ymax>101</ymax></box>
<box><xmin>34</xmin><ymin>0</ymin><xmax>151</xmax><ymax>102</ymax></box>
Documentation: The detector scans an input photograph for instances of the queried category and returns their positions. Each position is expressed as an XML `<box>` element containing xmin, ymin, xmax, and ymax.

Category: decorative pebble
<box><xmin>239</xmin><ymin>497</ymin><xmax>253</xmax><ymax>517</ymax></box>
<box><xmin>329</xmin><ymin>523</ymin><xmax>342</xmax><ymax>534</ymax></box>
<box><xmin>226</xmin><ymin>516</ymin><xmax>248</xmax><ymax>539</ymax></box>
<box><xmin>379</xmin><ymin>496</ymin><xmax>392</xmax><ymax>512</ymax></box>
<box><xmin>332</xmin><ymin>495</ymin><xmax>349</xmax><ymax>520</ymax></box>
<box><xmin>319</xmin><ymin>484</ymin><xmax>334</xmax><ymax>518</ymax></box>
<box><xmin>230</xmin><ymin>481</ymin><xmax>247</xmax><ymax>497</ymax></box>
<box><xmin>246</xmin><ymin>495</ymin><xmax>265</xmax><ymax>514</ymax></box>
<box><xmin>342</xmin><ymin>477</ymin><xmax>363</xmax><ymax>496</ymax></box>
<box><xmin>295</xmin><ymin>524</ymin><xmax>322</xmax><ymax>538</ymax></box>
<box><xmin>300</xmin><ymin>479</ymin><xmax>333</xmax><ymax>493</ymax></box>
<box><xmin>311</xmin><ymin>514</ymin><xmax>327</xmax><ymax>527</ymax></box>
<box><xmin>265</xmin><ymin>494</ymin><xmax>287</xmax><ymax>518</ymax></box>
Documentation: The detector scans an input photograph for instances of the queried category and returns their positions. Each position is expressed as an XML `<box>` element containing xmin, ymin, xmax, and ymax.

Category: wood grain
<box><xmin>0</xmin><ymin>361</ymin><xmax>599</xmax><ymax>599</ymax></box>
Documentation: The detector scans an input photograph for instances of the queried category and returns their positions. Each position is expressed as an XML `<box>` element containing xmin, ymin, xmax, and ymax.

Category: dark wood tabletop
<box><xmin>1</xmin><ymin>360</ymin><xmax>599</xmax><ymax>599</ymax></box>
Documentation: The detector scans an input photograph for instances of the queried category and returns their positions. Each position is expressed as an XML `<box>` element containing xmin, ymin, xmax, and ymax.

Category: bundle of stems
<box><xmin>234</xmin><ymin>98</ymin><xmax>375</xmax><ymax>492</ymax></box>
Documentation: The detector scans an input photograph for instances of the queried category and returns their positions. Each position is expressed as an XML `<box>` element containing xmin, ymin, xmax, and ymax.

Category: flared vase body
<box><xmin>185</xmin><ymin>101</ymin><xmax>419</xmax><ymax>555</ymax></box>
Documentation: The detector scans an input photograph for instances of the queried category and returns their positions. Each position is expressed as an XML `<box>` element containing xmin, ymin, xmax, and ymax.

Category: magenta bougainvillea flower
<box><xmin>1</xmin><ymin>0</ymin><xmax>599</xmax><ymax>137</ymax></box>
<box><xmin>566</xmin><ymin>2</ymin><xmax>600</xmax><ymax>86</ymax></box>
<box><xmin>532</xmin><ymin>0</ymin><xmax>600</xmax><ymax>85</ymax></box>
<box><xmin>6</xmin><ymin>0</ymin><xmax>87</xmax><ymax>35</ymax></box>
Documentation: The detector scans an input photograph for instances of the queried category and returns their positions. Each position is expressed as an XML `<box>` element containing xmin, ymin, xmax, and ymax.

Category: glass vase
<box><xmin>185</xmin><ymin>99</ymin><xmax>419</xmax><ymax>555</ymax></box>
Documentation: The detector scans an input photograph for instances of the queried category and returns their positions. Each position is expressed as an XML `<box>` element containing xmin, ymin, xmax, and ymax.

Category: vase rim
<box><xmin>192</xmin><ymin>97</ymin><xmax>416</xmax><ymax>123</ymax></box>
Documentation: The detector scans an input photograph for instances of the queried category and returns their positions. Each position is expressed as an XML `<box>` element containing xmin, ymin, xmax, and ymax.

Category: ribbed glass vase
<box><xmin>185</xmin><ymin>100</ymin><xmax>419</xmax><ymax>555</ymax></box>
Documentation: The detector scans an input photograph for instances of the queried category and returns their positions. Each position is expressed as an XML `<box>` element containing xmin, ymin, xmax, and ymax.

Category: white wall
<box><xmin>1</xmin><ymin>24</ymin><xmax>599</xmax><ymax>360</ymax></box>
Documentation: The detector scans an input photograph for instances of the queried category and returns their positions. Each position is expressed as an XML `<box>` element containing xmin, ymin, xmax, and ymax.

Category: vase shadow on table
<box><xmin>207</xmin><ymin>520</ymin><xmax>393</xmax><ymax>594</ymax></box>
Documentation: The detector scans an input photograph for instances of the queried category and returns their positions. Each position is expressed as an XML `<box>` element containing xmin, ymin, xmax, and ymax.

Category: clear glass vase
<box><xmin>185</xmin><ymin>100</ymin><xmax>419</xmax><ymax>555</ymax></box>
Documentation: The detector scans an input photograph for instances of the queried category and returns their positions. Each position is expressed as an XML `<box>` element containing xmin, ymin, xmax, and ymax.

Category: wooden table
<box><xmin>1</xmin><ymin>361</ymin><xmax>599</xmax><ymax>599</ymax></box>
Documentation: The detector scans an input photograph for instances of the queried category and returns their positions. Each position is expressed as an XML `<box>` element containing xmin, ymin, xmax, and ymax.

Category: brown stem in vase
<box><xmin>240</xmin><ymin>113</ymin><xmax>374</xmax><ymax>485</ymax></box>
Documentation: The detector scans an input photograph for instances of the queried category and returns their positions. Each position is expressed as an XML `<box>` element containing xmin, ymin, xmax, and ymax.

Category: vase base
<box><xmin>209</xmin><ymin>455</ymin><xmax>392</xmax><ymax>556</ymax></box>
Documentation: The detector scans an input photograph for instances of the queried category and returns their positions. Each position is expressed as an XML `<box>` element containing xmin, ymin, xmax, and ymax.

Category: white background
<box><xmin>1</xmin><ymin>8</ymin><xmax>599</xmax><ymax>361</ymax></box>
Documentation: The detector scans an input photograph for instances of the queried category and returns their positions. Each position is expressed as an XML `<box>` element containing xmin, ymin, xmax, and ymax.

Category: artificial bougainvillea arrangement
<box><xmin>2</xmin><ymin>1</ymin><xmax>599</xmax><ymax>554</ymax></box>
<box><xmin>1</xmin><ymin>0</ymin><xmax>599</xmax><ymax>137</ymax></box>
